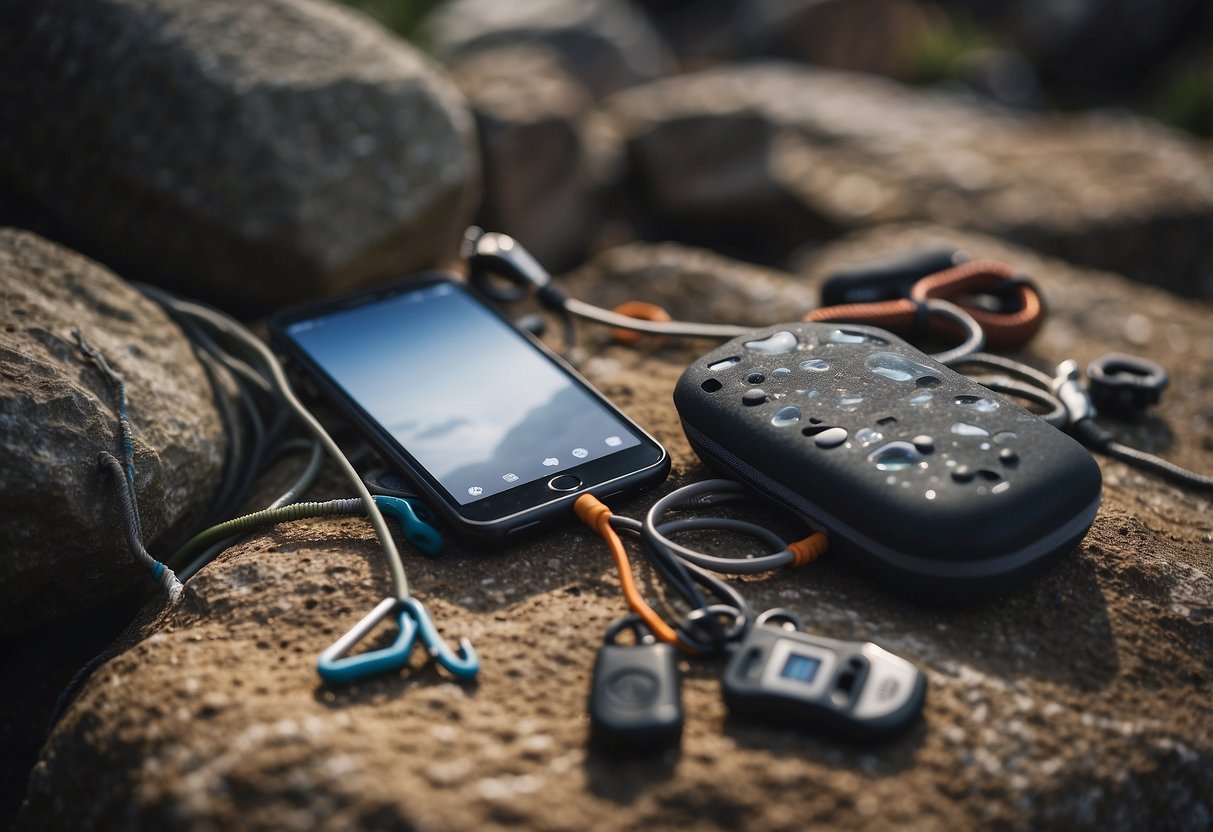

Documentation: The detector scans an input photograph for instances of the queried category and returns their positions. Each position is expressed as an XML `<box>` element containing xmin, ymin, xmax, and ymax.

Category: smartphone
<box><xmin>270</xmin><ymin>273</ymin><xmax>670</xmax><ymax>541</ymax></box>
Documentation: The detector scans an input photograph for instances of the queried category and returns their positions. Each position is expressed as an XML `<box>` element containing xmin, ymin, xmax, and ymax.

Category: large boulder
<box><xmin>0</xmin><ymin>0</ymin><xmax>479</xmax><ymax>311</ymax></box>
<box><xmin>606</xmin><ymin>63</ymin><xmax>1213</xmax><ymax>296</ymax></box>
<box><xmin>425</xmin><ymin>0</ymin><xmax>677</xmax><ymax>100</ymax></box>
<box><xmin>0</xmin><ymin>229</ymin><xmax>226</xmax><ymax>637</ymax></box>
<box><xmin>449</xmin><ymin>45</ymin><xmax>621</xmax><ymax>271</ymax></box>
<box><xmin>18</xmin><ymin>233</ymin><xmax>1213</xmax><ymax>829</ymax></box>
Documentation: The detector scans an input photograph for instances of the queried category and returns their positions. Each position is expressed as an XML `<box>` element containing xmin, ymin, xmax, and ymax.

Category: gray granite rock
<box><xmin>449</xmin><ymin>45</ymin><xmax>621</xmax><ymax>271</ymax></box>
<box><xmin>0</xmin><ymin>0</ymin><xmax>479</xmax><ymax>311</ymax></box>
<box><xmin>17</xmin><ymin>233</ymin><xmax>1213</xmax><ymax>829</ymax></box>
<box><xmin>425</xmin><ymin>0</ymin><xmax>677</xmax><ymax>99</ymax></box>
<box><xmin>607</xmin><ymin>63</ymin><xmax>1213</xmax><ymax>296</ymax></box>
<box><xmin>0</xmin><ymin>229</ymin><xmax>225</xmax><ymax>637</ymax></box>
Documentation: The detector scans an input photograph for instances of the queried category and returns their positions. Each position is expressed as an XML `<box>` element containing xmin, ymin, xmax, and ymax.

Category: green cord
<box><xmin>171</xmin><ymin>498</ymin><xmax>364</xmax><ymax>573</ymax></box>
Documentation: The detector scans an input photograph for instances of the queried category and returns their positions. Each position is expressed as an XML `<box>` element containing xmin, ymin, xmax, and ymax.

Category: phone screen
<box><xmin>282</xmin><ymin>281</ymin><xmax>644</xmax><ymax>505</ymax></box>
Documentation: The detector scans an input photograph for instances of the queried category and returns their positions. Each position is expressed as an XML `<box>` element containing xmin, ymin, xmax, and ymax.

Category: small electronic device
<box><xmin>723</xmin><ymin>619</ymin><xmax>926</xmax><ymax>740</ymax></box>
<box><xmin>674</xmin><ymin>322</ymin><xmax>1102</xmax><ymax>600</ymax></box>
<box><xmin>271</xmin><ymin>274</ymin><xmax>669</xmax><ymax>540</ymax></box>
<box><xmin>588</xmin><ymin>619</ymin><xmax>683</xmax><ymax>755</ymax></box>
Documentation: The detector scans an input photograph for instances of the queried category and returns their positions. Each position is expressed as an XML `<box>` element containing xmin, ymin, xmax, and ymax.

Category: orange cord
<box><xmin>574</xmin><ymin>493</ymin><xmax>694</xmax><ymax>651</ymax></box>
<box><xmin>610</xmin><ymin>301</ymin><xmax>673</xmax><ymax>345</ymax></box>
<box><xmin>802</xmin><ymin>258</ymin><xmax>1045</xmax><ymax>350</ymax></box>
<box><xmin>786</xmin><ymin>532</ymin><xmax>829</xmax><ymax>567</ymax></box>
<box><xmin>910</xmin><ymin>259</ymin><xmax>1043</xmax><ymax>348</ymax></box>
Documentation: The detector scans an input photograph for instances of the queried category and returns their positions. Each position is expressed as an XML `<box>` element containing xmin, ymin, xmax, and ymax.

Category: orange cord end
<box><xmin>574</xmin><ymin>493</ymin><xmax>695</xmax><ymax>652</ymax></box>
<box><xmin>611</xmin><ymin>300</ymin><xmax>673</xmax><ymax>345</ymax></box>
<box><xmin>786</xmin><ymin>532</ymin><xmax>828</xmax><ymax>567</ymax></box>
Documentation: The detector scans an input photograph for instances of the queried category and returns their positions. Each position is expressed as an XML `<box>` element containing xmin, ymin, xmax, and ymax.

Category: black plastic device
<box><xmin>674</xmin><ymin>322</ymin><xmax>1102</xmax><ymax>601</ymax></box>
<box><xmin>270</xmin><ymin>273</ymin><xmax>669</xmax><ymax>541</ymax></box>
<box><xmin>589</xmin><ymin>624</ymin><xmax>683</xmax><ymax>755</ymax></box>
<box><xmin>723</xmin><ymin>621</ymin><xmax>926</xmax><ymax>740</ymax></box>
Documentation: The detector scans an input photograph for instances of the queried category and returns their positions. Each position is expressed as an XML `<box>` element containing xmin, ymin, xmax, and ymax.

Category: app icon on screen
<box><xmin>467</xmin><ymin>486</ymin><xmax>484</xmax><ymax>496</ymax></box>
<box><xmin>572</xmin><ymin>448</ymin><xmax>588</xmax><ymax>458</ymax></box>
<box><xmin>543</xmin><ymin>457</ymin><xmax>559</xmax><ymax>467</ymax></box>
<box><xmin>604</xmin><ymin>436</ymin><xmax>623</xmax><ymax>447</ymax></box>
<box><xmin>502</xmin><ymin>473</ymin><xmax>519</xmax><ymax>483</ymax></box>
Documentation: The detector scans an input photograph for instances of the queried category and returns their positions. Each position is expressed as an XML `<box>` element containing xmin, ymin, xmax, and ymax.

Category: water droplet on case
<box><xmin>866</xmin><ymin>352</ymin><xmax>937</xmax><ymax>383</ymax></box>
<box><xmin>745</xmin><ymin>331</ymin><xmax>798</xmax><ymax>354</ymax></box>
<box><xmin>813</xmin><ymin>427</ymin><xmax>849</xmax><ymax>448</ymax></box>
<box><xmin>867</xmin><ymin>441</ymin><xmax>925</xmax><ymax>470</ymax></box>
<box><xmin>955</xmin><ymin>394</ymin><xmax>1000</xmax><ymax>412</ymax></box>
<box><xmin>855</xmin><ymin>427</ymin><xmax>883</xmax><ymax>446</ymax></box>
<box><xmin>951</xmin><ymin>422</ymin><xmax>990</xmax><ymax>437</ymax></box>
<box><xmin>771</xmin><ymin>367</ymin><xmax>791</xmax><ymax>378</ymax></box>
<box><xmin>829</xmin><ymin>329</ymin><xmax>889</xmax><ymax>346</ymax></box>
<box><xmin>708</xmin><ymin>356</ymin><xmax>741</xmax><ymax>371</ymax></box>
<box><xmin>799</xmin><ymin>358</ymin><xmax>830</xmax><ymax>372</ymax></box>
<box><xmin>993</xmin><ymin>431</ymin><xmax>1017</xmax><ymax>444</ymax></box>
<box><xmin>771</xmin><ymin>406</ymin><xmax>801</xmax><ymax>427</ymax></box>
<box><xmin>909</xmin><ymin>391</ymin><xmax>934</xmax><ymax>405</ymax></box>
<box><xmin>840</xmin><ymin>393</ymin><xmax>864</xmax><ymax>406</ymax></box>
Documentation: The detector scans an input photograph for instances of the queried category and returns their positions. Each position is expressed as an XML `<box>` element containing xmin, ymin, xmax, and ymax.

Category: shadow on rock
<box><xmin>583</xmin><ymin>750</ymin><xmax>681</xmax><ymax>804</ymax></box>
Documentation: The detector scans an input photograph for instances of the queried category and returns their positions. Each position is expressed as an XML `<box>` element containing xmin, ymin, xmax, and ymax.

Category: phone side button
<box><xmin>547</xmin><ymin>474</ymin><xmax>582</xmax><ymax>492</ymax></box>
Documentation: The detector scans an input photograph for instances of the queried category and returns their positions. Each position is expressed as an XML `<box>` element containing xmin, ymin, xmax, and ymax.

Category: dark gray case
<box><xmin>674</xmin><ymin>323</ymin><xmax>1101</xmax><ymax>601</ymax></box>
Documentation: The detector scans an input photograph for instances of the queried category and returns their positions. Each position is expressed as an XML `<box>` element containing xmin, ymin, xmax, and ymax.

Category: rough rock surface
<box><xmin>606</xmin><ymin>63</ymin><xmax>1213</xmax><ymax>296</ymax></box>
<box><xmin>0</xmin><ymin>0</ymin><xmax>478</xmax><ymax>311</ymax></box>
<box><xmin>425</xmin><ymin>0</ymin><xmax>676</xmax><ymax>100</ymax></box>
<box><xmin>449</xmin><ymin>45</ymin><xmax>620</xmax><ymax>271</ymax></box>
<box><xmin>560</xmin><ymin>240</ymin><xmax>819</xmax><ymax>327</ymax></box>
<box><xmin>18</xmin><ymin>231</ymin><xmax>1213</xmax><ymax>829</ymax></box>
<box><xmin>0</xmin><ymin>229</ymin><xmax>226</xmax><ymax>637</ymax></box>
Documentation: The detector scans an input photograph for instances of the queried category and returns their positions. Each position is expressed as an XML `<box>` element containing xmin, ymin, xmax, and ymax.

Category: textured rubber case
<box><xmin>674</xmin><ymin>323</ymin><xmax>1102</xmax><ymax>601</ymax></box>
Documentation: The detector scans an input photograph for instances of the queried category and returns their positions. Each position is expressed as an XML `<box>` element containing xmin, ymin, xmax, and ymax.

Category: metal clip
<box><xmin>317</xmin><ymin>597</ymin><xmax>479</xmax><ymax>684</ymax></box>
<box><xmin>317</xmin><ymin>597</ymin><xmax>418</xmax><ymax>684</ymax></box>
<box><xmin>1052</xmin><ymin>359</ymin><xmax>1097</xmax><ymax>426</ymax></box>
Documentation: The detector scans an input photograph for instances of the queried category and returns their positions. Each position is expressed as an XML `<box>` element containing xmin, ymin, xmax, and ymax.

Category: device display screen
<box><xmin>780</xmin><ymin>653</ymin><xmax>823</xmax><ymax>685</ymax></box>
<box><xmin>282</xmin><ymin>281</ymin><xmax>643</xmax><ymax>506</ymax></box>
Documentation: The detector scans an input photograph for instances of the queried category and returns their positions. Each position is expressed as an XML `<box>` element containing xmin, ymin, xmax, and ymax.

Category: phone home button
<box><xmin>547</xmin><ymin>474</ymin><xmax>582</xmax><ymax>492</ymax></box>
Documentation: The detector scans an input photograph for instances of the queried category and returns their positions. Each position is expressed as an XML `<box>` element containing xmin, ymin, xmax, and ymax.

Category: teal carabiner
<box><xmin>317</xmin><ymin>596</ymin><xmax>480</xmax><ymax>684</ymax></box>
<box><xmin>372</xmin><ymin>495</ymin><xmax>443</xmax><ymax>557</ymax></box>
<box><xmin>316</xmin><ymin>597</ymin><xmax>418</xmax><ymax>684</ymax></box>
<box><xmin>402</xmin><ymin>597</ymin><xmax>480</xmax><ymax>679</ymax></box>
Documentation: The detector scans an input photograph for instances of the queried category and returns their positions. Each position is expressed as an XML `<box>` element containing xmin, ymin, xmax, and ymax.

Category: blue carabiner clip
<box><xmin>317</xmin><ymin>597</ymin><xmax>480</xmax><ymax>684</ymax></box>
<box><xmin>402</xmin><ymin>597</ymin><xmax>480</xmax><ymax>680</ymax></box>
<box><xmin>316</xmin><ymin>597</ymin><xmax>418</xmax><ymax>684</ymax></box>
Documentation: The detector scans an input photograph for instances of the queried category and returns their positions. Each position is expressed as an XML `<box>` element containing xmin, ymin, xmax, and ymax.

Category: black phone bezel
<box><xmin>269</xmin><ymin>271</ymin><xmax>669</xmax><ymax>540</ymax></box>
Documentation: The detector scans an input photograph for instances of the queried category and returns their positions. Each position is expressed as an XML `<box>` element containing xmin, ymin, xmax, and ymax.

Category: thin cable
<box><xmin>138</xmin><ymin>285</ymin><xmax>410</xmax><ymax>600</ymax></box>
<box><xmin>573</xmin><ymin>494</ymin><xmax>691</xmax><ymax>650</ymax></box>
<box><xmin>564</xmin><ymin>297</ymin><xmax>752</xmax><ymax>339</ymax></box>
<box><xmin>1072</xmin><ymin>419</ymin><xmax>1213</xmax><ymax>492</ymax></box>
<box><xmin>173</xmin><ymin>440</ymin><xmax>327</xmax><ymax>581</ymax></box>
<box><xmin>98</xmin><ymin>452</ymin><xmax>184</xmax><ymax>600</ymax></box>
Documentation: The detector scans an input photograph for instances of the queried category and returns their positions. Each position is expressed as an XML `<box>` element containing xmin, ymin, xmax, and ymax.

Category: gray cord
<box><xmin>564</xmin><ymin>298</ymin><xmax>752</xmax><ymax>339</ymax></box>
<box><xmin>643</xmin><ymin>480</ymin><xmax>804</xmax><ymax>574</ymax></box>
<box><xmin>922</xmin><ymin>299</ymin><xmax>985</xmax><ymax>364</ymax></box>
<box><xmin>138</xmin><ymin>285</ymin><xmax>410</xmax><ymax>600</ymax></box>
<box><xmin>98</xmin><ymin>452</ymin><xmax>184</xmax><ymax>599</ymax></box>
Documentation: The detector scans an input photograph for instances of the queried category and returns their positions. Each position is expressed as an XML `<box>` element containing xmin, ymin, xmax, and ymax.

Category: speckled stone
<box><xmin>17</xmin><ymin>234</ymin><xmax>1213</xmax><ymax>829</ymax></box>
<box><xmin>606</xmin><ymin>63</ymin><xmax>1213</xmax><ymax>297</ymax></box>
<box><xmin>0</xmin><ymin>0</ymin><xmax>479</xmax><ymax>311</ymax></box>
<box><xmin>0</xmin><ymin>229</ymin><xmax>225</xmax><ymax>637</ymax></box>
